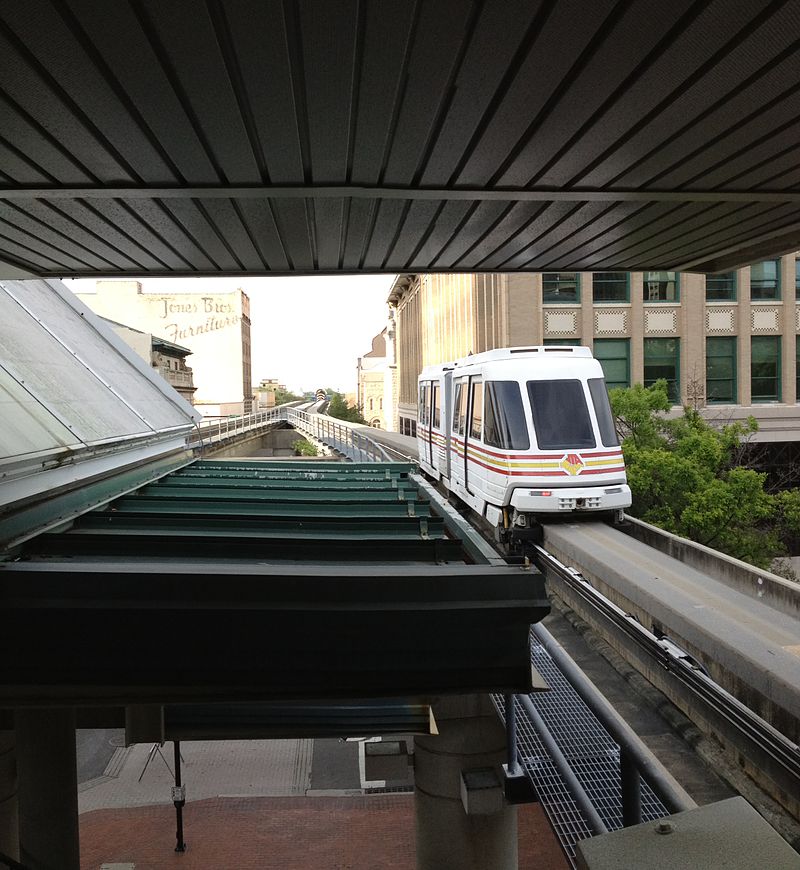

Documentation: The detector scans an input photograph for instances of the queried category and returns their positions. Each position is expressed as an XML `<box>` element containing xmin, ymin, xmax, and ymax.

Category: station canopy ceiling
<box><xmin>1</xmin><ymin>0</ymin><xmax>800</xmax><ymax>279</ymax></box>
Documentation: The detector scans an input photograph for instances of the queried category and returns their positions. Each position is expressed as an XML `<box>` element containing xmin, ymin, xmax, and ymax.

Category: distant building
<box><xmin>253</xmin><ymin>378</ymin><xmax>286</xmax><ymax>410</ymax></box>
<box><xmin>388</xmin><ymin>254</ymin><xmax>800</xmax><ymax>453</ymax></box>
<box><xmin>75</xmin><ymin>281</ymin><xmax>252</xmax><ymax>417</ymax></box>
<box><xmin>101</xmin><ymin>318</ymin><xmax>196</xmax><ymax>405</ymax></box>
<box><xmin>357</xmin><ymin>326</ymin><xmax>395</xmax><ymax>429</ymax></box>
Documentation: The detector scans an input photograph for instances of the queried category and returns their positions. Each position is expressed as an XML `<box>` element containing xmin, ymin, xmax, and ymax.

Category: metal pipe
<box><xmin>531</xmin><ymin>623</ymin><xmax>695</xmax><ymax>814</ymax></box>
<box><xmin>505</xmin><ymin>694</ymin><xmax>520</xmax><ymax>776</ymax></box>
<box><xmin>518</xmin><ymin>694</ymin><xmax>607</xmax><ymax>835</ymax></box>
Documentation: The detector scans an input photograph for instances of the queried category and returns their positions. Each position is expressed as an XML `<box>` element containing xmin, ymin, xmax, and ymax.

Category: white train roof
<box><xmin>420</xmin><ymin>346</ymin><xmax>596</xmax><ymax>380</ymax></box>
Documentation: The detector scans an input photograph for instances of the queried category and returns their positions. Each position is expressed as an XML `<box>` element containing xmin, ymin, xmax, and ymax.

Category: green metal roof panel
<box><xmin>8</xmin><ymin>459</ymin><xmax>550</xmax><ymax>704</ymax></box>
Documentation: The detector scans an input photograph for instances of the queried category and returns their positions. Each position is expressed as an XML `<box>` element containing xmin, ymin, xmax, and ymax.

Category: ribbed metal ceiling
<box><xmin>1</xmin><ymin>0</ymin><xmax>799</xmax><ymax>277</ymax></box>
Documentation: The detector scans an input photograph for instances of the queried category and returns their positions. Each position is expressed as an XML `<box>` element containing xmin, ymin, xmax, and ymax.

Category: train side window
<box><xmin>455</xmin><ymin>380</ymin><xmax>468</xmax><ymax>435</ymax></box>
<box><xmin>588</xmin><ymin>378</ymin><xmax>619</xmax><ymax>446</ymax></box>
<box><xmin>432</xmin><ymin>384</ymin><xmax>441</xmax><ymax>428</ymax></box>
<box><xmin>452</xmin><ymin>382</ymin><xmax>462</xmax><ymax>433</ymax></box>
<box><xmin>419</xmin><ymin>384</ymin><xmax>429</xmax><ymax>425</ymax></box>
<box><xmin>469</xmin><ymin>380</ymin><xmax>483</xmax><ymax>440</ymax></box>
<box><xmin>484</xmin><ymin>381</ymin><xmax>530</xmax><ymax>450</ymax></box>
<box><xmin>527</xmin><ymin>379</ymin><xmax>595</xmax><ymax>449</ymax></box>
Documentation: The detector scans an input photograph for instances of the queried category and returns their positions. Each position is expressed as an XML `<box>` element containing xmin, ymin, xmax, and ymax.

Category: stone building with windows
<box><xmin>101</xmin><ymin>318</ymin><xmax>197</xmax><ymax>405</ymax></box>
<box><xmin>356</xmin><ymin>311</ymin><xmax>398</xmax><ymax>430</ymax></box>
<box><xmin>388</xmin><ymin>254</ymin><xmax>800</xmax><ymax>448</ymax></box>
<box><xmin>357</xmin><ymin>331</ymin><xmax>389</xmax><ymax>428</ymax></box>
<box><xmin>75</xmin><ymin>281</ymin><xmax>252</xmax><ymax>418</ymax></box>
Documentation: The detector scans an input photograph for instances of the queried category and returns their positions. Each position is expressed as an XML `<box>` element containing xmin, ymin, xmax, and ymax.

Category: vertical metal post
<box><xmin>620</xmin><ymin>748</ymin><xmax>641</xmax><ymax>827</ymax></box>
<box><xmin>505</xmin><ymin>694</ymin><xmax>520</xmax><ymax>775</ymax></box>
<box><xmin>173</xmin><ymin>741</ymin><xmax>186</xmax><ymax>852</ymax></box>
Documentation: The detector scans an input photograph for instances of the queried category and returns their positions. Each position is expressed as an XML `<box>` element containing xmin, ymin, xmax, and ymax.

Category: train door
<box><xmin>418</xmin><ymin>381</ymin><xmax>430</xmax><ymax>469</ymax></box>
<box><xmin>465</xmin><ymin>377</ymin><xmax>484</xmax><ymax>496</ymax></box>
<box><xmin>450</xmin><ymin>377</ymin><xmax>468</xmax><ymax>491</ymax></box>
<box><xmin>431</xmin><ymin>380</ymin><xmax>442</xmax><ymax>473</ymax></box>
<box><xmin>442</xmin><ymin>370</ymin><xmax>453</xmax><ymax>480</ymax></box>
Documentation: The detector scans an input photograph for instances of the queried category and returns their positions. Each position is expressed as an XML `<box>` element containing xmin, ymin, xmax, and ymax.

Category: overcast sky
<box><xmin>64</xmin><ymin>275</ymin><xmax>395</xmax><ymax>394</ymax></box>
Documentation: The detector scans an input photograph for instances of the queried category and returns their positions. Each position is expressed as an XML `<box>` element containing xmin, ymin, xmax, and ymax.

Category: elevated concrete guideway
<box><xmin>1</xmin><ymin>2</ymin><xmax>800</xmax><ymax>279</ymax></box>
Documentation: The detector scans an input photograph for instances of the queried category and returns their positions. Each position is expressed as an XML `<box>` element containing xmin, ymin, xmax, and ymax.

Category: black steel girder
<box><xmin>0</xmin><ymin>561</ymin><xmax>547</xmax><ymax>705</ymax></box>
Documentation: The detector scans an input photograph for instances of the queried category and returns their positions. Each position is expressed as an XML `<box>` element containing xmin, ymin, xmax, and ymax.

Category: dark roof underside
<box><xmin>1</xmin><ymin>0</ymin><xmax>799</xmax><ymax>278</ymax></box>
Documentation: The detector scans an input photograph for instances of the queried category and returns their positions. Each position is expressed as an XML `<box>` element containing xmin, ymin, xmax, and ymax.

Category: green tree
<box><xmin>292</xmin><ymin>438</ymin><xmax>319</xmax><ymax>456</ymax></box>
<box><xmin>327</xmin><ymin>392</ymin><xmax>367</xmax><ymax>424</ymax></box>
<box><xmin>610</xmin><ymin>380</ymin><xmax>800</xmax><ymax>570</ymax></box>
<box><xmin>274</xmin><ymin>387</ymin><xmax>303</xmax><ymax>405</ymax></box>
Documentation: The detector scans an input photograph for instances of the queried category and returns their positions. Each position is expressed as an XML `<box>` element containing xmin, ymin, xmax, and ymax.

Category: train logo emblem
<box><xmin>560</xmin><ymin>453</ymin><xmax>584</xmax><ymax>475</ymax></box>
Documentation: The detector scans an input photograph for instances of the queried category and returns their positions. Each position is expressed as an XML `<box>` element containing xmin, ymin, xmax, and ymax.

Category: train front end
<box><xmin>502</xmin><ymin>350</ymin><xmax>631</xmax><ymax>527</ymax></box>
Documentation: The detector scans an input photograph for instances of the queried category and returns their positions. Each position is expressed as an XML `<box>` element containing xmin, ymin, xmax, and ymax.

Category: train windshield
<box><xmin>484</xmin><ymin>381</ymin><xmax>530</xmax><ymax>450</ymax></box>
<box><xmin>527</xmin><ymin>380</ymin><xmax>595</xmax><ymax>449</ymax></box>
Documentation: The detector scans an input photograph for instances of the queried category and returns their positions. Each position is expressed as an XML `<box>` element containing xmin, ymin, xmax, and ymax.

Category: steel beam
<box><xmin>0</xmin><ymin>561</ymin><xmax>547</xmax><ymax>705</ymax></box>
<box><xmin>2</xmin><ymin>185</ymin><xmax>800</xmax><ymax>204</ymax></box>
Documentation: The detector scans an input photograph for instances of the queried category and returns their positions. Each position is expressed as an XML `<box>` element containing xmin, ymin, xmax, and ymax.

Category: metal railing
<box><xmin>286</xmin><ymin>409</ymin><xmax>393</xmax><ymax>462</ymax></box>
<box><xmin>186</xmin><ymin>403</ymin><xmax>396</xmax><ymax>463</ymax></box>
<box><xmin>189</xmin><ymin>407</ymin><xmax>287</xmax><ymax>446</ymax></box>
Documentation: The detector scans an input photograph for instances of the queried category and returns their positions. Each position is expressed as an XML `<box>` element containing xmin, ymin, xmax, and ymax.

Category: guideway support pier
<box><xmin>16</xmin><ymin>708</ymin><xmax>80</xmax><ymax>870</ymax></box>
<box><xmin>415</xmin><ymin>694</ymin><xmax>518</xmax><ymax>870</ymax></box>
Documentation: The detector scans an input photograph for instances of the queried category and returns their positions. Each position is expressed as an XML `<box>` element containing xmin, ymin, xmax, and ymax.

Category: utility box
<box><xmin>460</xmin><ymin>767</ymin><xmax>505</xmax><ymax>816</ymax></box>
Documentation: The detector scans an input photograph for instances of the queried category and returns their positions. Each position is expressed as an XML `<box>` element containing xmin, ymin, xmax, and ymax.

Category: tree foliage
<box><xmin>327</xmin><ymin>392</ymin><xmax>367</xmax><ymax>424</ymax></box>
<box><xmin>273</xmin><ymin>387</ymin><xmax>303</xmax><ymax>405</ymax></box>
<box><xmin>610</xmin><ymin>380</ymin><xmax>800</xmax><ymax>570</ymax></box>
<box><xmin>292</xmin><ymin>438</ymin><xmax>319</xmax><ymax>456</ymax></box>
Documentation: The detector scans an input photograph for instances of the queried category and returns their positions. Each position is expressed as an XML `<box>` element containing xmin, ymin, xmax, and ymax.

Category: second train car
<box><xmin>417</xmin><ymin>346</ymin><xmax>631</xmax><ymax>544</ymax></box>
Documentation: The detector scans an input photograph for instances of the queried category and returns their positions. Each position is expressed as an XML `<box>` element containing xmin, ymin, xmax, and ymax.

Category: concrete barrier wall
<box><xmin>620</xmin><ymin>516</ymin><xmax>800</xmax><ymax>620</ymax></box>
<box><xmin>205</xmin><ymin>425</ymin><xmax>304</xmax><ymax>458</ymax></box>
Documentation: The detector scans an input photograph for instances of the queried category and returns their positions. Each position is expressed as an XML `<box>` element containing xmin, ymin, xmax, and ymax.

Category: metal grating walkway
<box><xmin>494</xmin><ymin>633</ymin><xmax>668</xmax><ymax>866</ymax></box>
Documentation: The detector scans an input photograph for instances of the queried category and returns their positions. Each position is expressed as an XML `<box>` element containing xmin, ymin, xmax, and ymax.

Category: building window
<box><xmin>796</xmin><ymin>336</ymin><xmax>800</xmax><ymax>402</ymax></box>
<box><xmin>369</xmin><ymin>398</ymin><xmax>373</xmax><ymax>410</ymax></box>
<box><xmin>592</xmin><ymin>273</ymin><xmax>629</xmax><ymax>303</ymax></box>
<box><xmin>706</xmin><ymin>337</ymin><xmax>736</xmax><ymax>404</ymax></box>
<box><xmin>751</xmin><ymin>336</ymin><xmax>781</xmax><ymax>402</ymax></box>
<box><xmin>643</xmin><ymin>271</ymin><xmax>679</xmax><ymax>302</ymax></box>
<box><xmin>706</xmin><ymin>272</ymin><xmax>737</xmax><ymax>301</ymax></box>
<box><xmin>795</xmin><ymin>259</ymin><xmax>800</xmax><ymax>300</ymax></box>
<box><xmin>644</xmin><ymin>338</ymin><xmax>680</xmax><ymax>403</ymax></box>
<box><xmin>543</xmin><ymin>338</ymin><xmax>581</xmax><ymax>347</ymax></box>
<box><xmin>542</xmin><ymin>273</ymin><xmax>580</xmax><ymax>304</ymax></box>
<box><xmin>593</xmin><ymin>339</ymin><xmax>630</xmax><ymax>389</ymax></box>
<box><xmin>750</xmin><ymin>260</ymin><xmax>781</xmax><ymax>300</ymax></box>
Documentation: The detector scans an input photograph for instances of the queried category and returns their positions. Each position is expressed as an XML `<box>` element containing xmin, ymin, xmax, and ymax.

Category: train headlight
<box><xmin>529</xmin><ymin>490</ymin><xmax>552</xmax><ymax>497</ymax></box>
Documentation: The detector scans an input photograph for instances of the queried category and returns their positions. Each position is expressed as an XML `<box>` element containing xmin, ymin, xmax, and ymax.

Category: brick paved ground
<box><xmin>80</xmin><ymin>795</ymin><xmax>569</xmax><ymax>869</ymax></box>
<box><xmin>79</xmin><ymin>739</ymin><xmax>313</xmax><ymax>813</ymax></box>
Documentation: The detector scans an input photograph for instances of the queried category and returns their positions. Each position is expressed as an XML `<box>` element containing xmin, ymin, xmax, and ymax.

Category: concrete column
<box><xmin>0</xmin><ymin>732</ymin><xmax>18</xmax><ymax>861</ymax></box>
<box><xmin>414</xmin><ymin>694</ymin><xmax>517</xmax><ymax>870</ymax></box>
<box><xmin>681</xmin><ymin>272</ymin><xmax>706</xmax><ymax>407</ymax></box>
<box><xmin>629</xmin><ymin>273</ymin><xmax>644</xmax><ymax>385</ymax></box>
<box><xmin>580</xmin><ymin>273</ymin><xmax>593</xmax><ymax>349</ymax></box>
<box><xmin>739</xmin><ymin>267</ymin><xmax>752</xmax><ymax>405</ymax></box>
<box><xmin>16</xmin><ymin>708</ymin><xmax>79</xmax><ymax>870</ymax></box>
<box><xmin>780</xmin><ymin>254</ymin><xmax>796</xmax><ymax>403</ymax></box>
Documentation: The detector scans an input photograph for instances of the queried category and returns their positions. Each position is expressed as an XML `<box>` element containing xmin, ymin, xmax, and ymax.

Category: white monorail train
<box><xmin>417</xmin><ymin>346</ymin><xmax>631</xmax><ymax>542</ymax></box>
